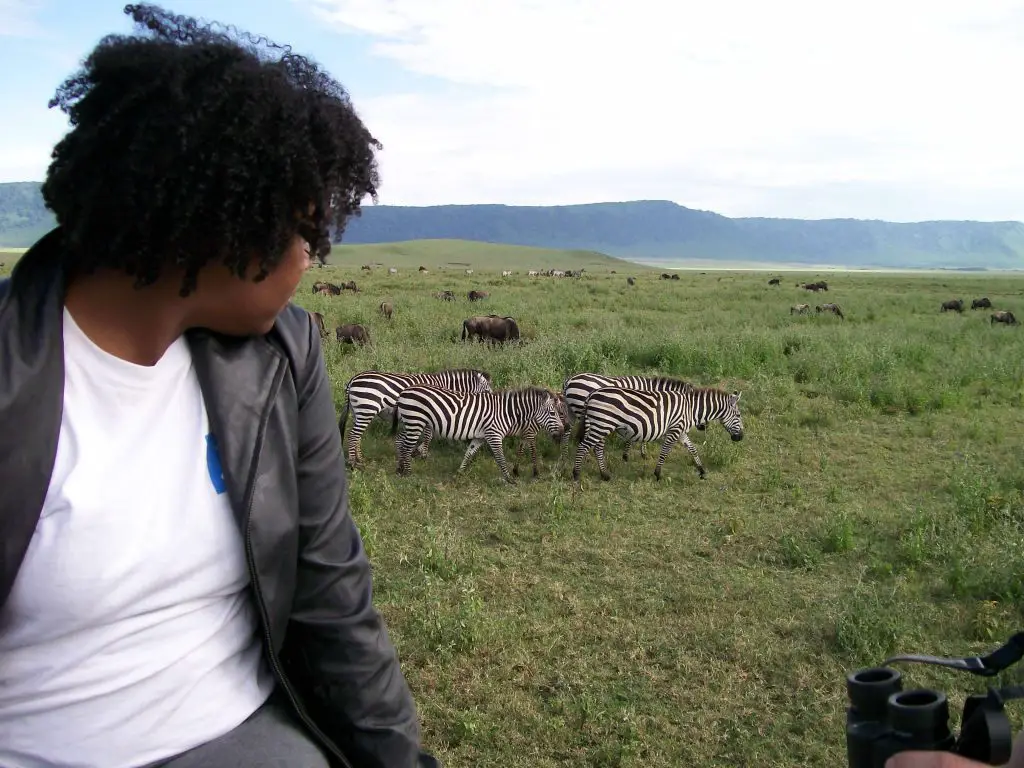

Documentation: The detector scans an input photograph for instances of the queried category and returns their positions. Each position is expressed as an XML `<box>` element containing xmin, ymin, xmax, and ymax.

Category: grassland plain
<box><xmin>5</xmin><ymin>243</ymin><xmax>1024</xmax><ymax>766</ymax></box>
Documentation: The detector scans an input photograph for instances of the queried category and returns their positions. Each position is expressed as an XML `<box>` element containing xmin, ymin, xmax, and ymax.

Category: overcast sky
<box><xmin>2</xmin><ymin>0</ymin><xmax>1023</xmax><ymax>222</ymax></box>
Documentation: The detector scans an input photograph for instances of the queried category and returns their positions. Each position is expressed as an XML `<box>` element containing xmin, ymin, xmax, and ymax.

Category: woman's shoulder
<box><xmin>267</xmin><ymin>302</ymin><xmax>322</xmax><ymax>383</ymax></box>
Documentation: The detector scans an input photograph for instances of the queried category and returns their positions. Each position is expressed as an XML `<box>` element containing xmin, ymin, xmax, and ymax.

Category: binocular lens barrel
<box><xmin>848</xmin><ymin>667</ymin><xmax>903</xmax><ymax>718</ymax></box>
<box><xmin>888</xmin><ymin>690</ymin><xmax>950</xmax><ymax>736</ymax></box>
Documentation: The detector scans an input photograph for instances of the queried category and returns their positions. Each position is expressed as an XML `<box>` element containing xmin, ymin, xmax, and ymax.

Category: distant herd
<box><xmin>938</xmin><ymin>297</ymin><xmax>1018</xmax><ymax>324</ymax></box>
<box><xmin>760</xmin><ymin>276</ymin><xmax>1016</xmax><ymax>326</ymax></box>
<box><xmin>336</xmin><ymin>368</ymin><xmax>744</xmax><ymax>486</ymax></box>
<box><xmin>292</xmin><ymin>265</ymin><xmax>1024</xmax><ymax>486</ymax></box>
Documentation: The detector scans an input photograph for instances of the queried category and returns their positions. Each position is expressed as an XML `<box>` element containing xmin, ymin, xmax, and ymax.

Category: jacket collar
<box><xmin>0</xmin><ymin>228</ymin><xmax>286</xmax><ymax>607</ymax></box>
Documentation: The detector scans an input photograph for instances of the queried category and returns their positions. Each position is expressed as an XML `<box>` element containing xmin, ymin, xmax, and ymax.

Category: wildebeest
<box><xmin>379</xmin><ymin>301</ymin><xmax>393</xmax><ymax>320</ymax></box>
<box><xmin>991</xmin><ymin>310</ymin><xmax>1018</xmax><ymax>325</ymax></box>
<box><xmin>941</xmin><ymin>299</ymin><xmax>965</xmax><ymax>313</ymax></box>
<box><xmin>790</xmin><ymin>304</ymin><xmax>811</xmax><ymax>315</ymax></box>
<box><xmin>342</xmin><ymin>280</ymin><xmax>358</xmax><ymax>293</ymax></box>
<box><xmin>360</xmin><ymin>264</ymin><xmax>372</xmax><ymax>271</ymax></box>
<box><xmin>816</xmin><ymin>303</ymin><xmax>844</xmax><ymax>320</ymax></box>
<box><xmin>670</xmin><ymin>274</ymin><xmax>680</xmax><ymax>280</ymax></box>
<box><xmin>627</xmin><ymin>277</ymin><xmax>636</xmax><ymax>286</ymax></box>
<box><xmin>768</xmin><ymin>277</ymin><xmax>781</xmax><ymax>285</ymax></box>
<box><xmin>310</xmin><ymin>311</ymin><xmax>327</xmax><ymax>338</ymax></box>
<box><xmin>336</xmin><ymin>324</ymin><xmax>371</xmax><ymax>345</ymax></box>
<box><xmin>313</xmin><ymin>281</ymin><xmax>341</xmax><ymax>295</ymax></box>
<box><xmin>972</xmin><ymin>297</ymin><xmax>992</xmax><ymax>309</ymax></box>
<box><xmin>434</xmin><ymin>290</ymin><xmax>456</xmax><ymax>301</ymax></box>
<box><xmin>799</xmin><ymin>280</ymin><xmax>828</xmax><ymax>292</ymax></box>
<box><xmin>468</xmin><ymin>290</ymin><xmax>490</xmax><ymax>302</ymax></box>
<box><xmin>660</xmin><ymin>273</ymin><xmax>672</xmax><ymax>280</ymax></box>
<box><xmin>419</xmin><ymin>265</ymin><xmax>429</xmax><ymax>273</ymax></box>
<box><xmin>462</xmin><ymin>315</ymin><xmax>520</xmax><ymax>344</ymax></box>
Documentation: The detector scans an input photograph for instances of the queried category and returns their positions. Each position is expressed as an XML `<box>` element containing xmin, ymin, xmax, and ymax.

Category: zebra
<box><xmin>560</xmin><ymin>373</ymin><xmax>705</xmax><ymax>460</ymax></box>
<box><xmin>338</xmin><ymin>369</ymin><xmax>492</xmax><ymax>468</ymax></box>
<box><xmin>395</xmin><ymin>386</ymin><xmax>565</xmax><ymax>483</ymax></box>
<box><xmin>572</xmin><ymin>386</ymin><xmax>744</xmax><ymax>483</ymax></box>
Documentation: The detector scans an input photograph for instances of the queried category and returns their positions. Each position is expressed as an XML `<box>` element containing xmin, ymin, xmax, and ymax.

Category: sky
<box><xmin>2</xmin><ymin>0</ymin><xmax>1024</xmax><ymax>222</ymax></box>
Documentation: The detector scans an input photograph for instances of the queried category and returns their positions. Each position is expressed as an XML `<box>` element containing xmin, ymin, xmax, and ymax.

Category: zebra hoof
<box><xmin>621</xmin><ymin>454</ymin><xmax>629</xmax><ymax>463</ymax></box>
<box><xmin>512</xmin><ymin>465</ymin><xmax>520</xmax><ymax>478</ymax></box>
<box><xmin>600</xmin><ymin>472</ymin><xmax>611</xmax><ymax>482</ymax></box>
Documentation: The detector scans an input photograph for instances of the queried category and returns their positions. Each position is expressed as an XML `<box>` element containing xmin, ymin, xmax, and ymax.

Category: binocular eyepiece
<box><xmin>845</xmin><ymin>666</ymin><xmax>1015</xmax><ymax>768</ymax></box>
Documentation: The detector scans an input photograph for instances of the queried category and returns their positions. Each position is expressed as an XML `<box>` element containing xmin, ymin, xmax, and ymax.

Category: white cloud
<box><xmin>304</xmin><ymin>0</ymin><xmax>1024</xmax><ymax>220</ymax></box>
<box><xmin>0</xmin><ymin>0</ymin><xmax>45</xmax><ymax>38</ymax></box>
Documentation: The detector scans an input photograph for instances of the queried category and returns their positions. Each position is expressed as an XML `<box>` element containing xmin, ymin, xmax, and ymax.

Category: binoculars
<box><xmin>845</xmin><ymin>632</ymin><xmax>1024</xmax><ymax>768</ymax></box>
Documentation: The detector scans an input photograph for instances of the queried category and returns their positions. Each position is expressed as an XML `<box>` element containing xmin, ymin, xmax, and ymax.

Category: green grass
<box><xmin>299</xmin><ymin>261</ymin><xmax>1024</xmax><ymax>766</ymax></box>
<box><xmin>327</xmin><ymin>238</ymin><xmax>632</xmax><ymax>272</ymax></box>
<box><xmin>6</xmin><ymin>241</ymin><xmax>1024</xmax><ymax>765</ymax></box>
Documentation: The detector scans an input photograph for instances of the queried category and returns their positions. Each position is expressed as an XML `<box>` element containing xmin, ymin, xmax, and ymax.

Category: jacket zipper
<box><xmin>243</xmin><ymin>364</ymin><xmax>354</xmax><ymax>768</ymax></box>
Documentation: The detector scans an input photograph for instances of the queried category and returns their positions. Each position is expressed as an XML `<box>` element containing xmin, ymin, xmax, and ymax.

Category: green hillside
<box><xmin>327</xmin><ymin>239</ymin><xmax>633</xmax><ymax>271</ymax></box>
<box><xmin>4</xmin><ymin>181</ymin><xmax>1023</xmax><ymax>269</ymax></box>
<box><xmin>0</xmin><ymin>240</ymin><xmax>638</xmax><ymax>279</ymax></box>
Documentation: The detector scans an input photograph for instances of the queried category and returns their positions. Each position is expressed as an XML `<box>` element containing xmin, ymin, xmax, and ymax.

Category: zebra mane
<box><xmin>500</xmin><ymin>385</ymin><xmax>556</xmax><ymax>399</ymax></box>
<box><xmin>640</xmin><ymin>375</ymin><xmax>693</xmax><ymax>387</ymax></box>
<box><xmin>692</xmin><ymin>386</ymin><xmax>740</xmax><ymax>398</ymax></box>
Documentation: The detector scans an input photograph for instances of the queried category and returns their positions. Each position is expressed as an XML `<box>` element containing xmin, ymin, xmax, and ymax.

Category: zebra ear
<box><xmin>733</xmin><ymin>390</ymin><xmax>741</xmax><ymax>399</ymax></box>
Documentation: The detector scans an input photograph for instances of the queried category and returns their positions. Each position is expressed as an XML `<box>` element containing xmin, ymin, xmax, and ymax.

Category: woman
<box><xmin>0</xmin><ymin>4</ymin><xmax>437</xmax><ymax>767</ymax></box>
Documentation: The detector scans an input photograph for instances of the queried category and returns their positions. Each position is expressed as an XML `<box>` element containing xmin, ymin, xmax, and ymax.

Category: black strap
<box><xmin>883</xmin><ymin>632</ymin><xmax>1024</xmax><ymax>678</ymax></box>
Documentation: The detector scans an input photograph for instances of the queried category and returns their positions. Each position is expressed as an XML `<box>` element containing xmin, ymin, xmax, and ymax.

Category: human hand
<box><xmin>885</xmin><ymin>753</ymin><xmax>996</xmax><ymax>768</ymax></box>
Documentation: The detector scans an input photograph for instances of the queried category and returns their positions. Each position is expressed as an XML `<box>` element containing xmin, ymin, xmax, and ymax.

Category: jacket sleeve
<box><xmin>284</xmin><ymin>312</ymin><xmax>428</xmax><ymax>768</ymax></box>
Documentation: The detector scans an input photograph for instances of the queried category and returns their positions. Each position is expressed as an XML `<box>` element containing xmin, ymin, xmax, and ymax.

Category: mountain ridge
<box><xmin>2</xmin><ymin>182</ymin><xmax>1022</xmax><ymax>269</ymax></box>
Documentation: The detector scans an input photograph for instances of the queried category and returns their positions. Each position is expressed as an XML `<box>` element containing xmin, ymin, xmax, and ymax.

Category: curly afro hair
<box><xmin>42</xmin><ymin>3</ymin><xmax>382</xmax><ymax>296</ymax></box>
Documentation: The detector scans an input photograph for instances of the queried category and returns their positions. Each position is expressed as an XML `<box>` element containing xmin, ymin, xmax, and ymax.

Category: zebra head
<box><xmin>720</xmin><ymin>390</ymin><xmax>744</xmax><ymax>441</ymax></box>
<box><xmin>474</xmin><ymin>371</ymin><xmax>494</xmax><ymax>393</ymax></box>
<box><xmin>533</xmin><ymin>392</ymin><xmax>565</xmax><ymax>441</ymax></box>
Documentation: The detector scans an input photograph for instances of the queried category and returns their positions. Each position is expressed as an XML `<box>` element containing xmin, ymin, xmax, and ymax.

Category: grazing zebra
<box><xmin>395</xmin><ymin>386</ymin><xmax>565</xmax><ymax>483</ymax></box>
<box><xmin>573</xmin><ymin>387</ymin><xmax>744</xmax><ymax>483</ymax></box>
<box><xmin>338</xmin><ymin>369</ymin><xmax>492</xmax><ymax>467</ymax></box>
<box><xmin>560</xmin><ymin>373</ymin><xmax>704</xmax><ymax>460</ymax></box>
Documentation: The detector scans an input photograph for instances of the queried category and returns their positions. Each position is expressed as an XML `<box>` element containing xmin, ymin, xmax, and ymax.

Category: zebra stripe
<box><xmin>573</xmin><ymin>387</ymin><xmax>744</xmax><ymax>483</ymax></box>
<box><xmin>338</xmin><ymin>369</ymin><xmax>492</xmax><ymax>467</ymax></box>
<box><xmin>395</xmin><ymin>386</ymin><xmax>565</xmax><ymax>483</ymax></box>
<box><xmin>560</xmin><ymin>373</ymin><xmax>703</xmax><ymax>459</ymax></box>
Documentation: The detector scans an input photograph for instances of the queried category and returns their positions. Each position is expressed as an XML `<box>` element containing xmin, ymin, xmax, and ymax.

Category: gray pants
<box><xmin>146</xmin><ymin>693</ymin><xmax>330</xmax><ymax>768</ymax></box>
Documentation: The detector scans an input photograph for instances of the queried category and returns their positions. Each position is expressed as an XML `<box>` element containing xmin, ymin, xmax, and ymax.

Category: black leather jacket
<box><xmin>0</xmin><ymin>229</ymin><xmax>433</xmax><ymax>768</ymax></box>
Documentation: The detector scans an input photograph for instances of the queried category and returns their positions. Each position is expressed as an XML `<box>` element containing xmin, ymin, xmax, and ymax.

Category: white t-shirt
<box><xmin>0</xmin><ymin>309</ymin><xmax>276</xmax><ymax>768</ymax></box>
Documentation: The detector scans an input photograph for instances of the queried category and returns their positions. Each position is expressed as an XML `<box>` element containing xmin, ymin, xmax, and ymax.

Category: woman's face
<box><xmin>194</xmin><ymin>233</ymin><xmax>313</xmax><ymax>337</ymax></box>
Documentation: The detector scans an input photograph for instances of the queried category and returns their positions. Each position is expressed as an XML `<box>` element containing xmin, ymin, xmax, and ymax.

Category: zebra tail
<box><xmin>461</xmin><ymin>321</ymin><xmax>468</xmax><ymax>341</ymax></box>
<box><xmin>391</xmin><ymin>405</ymin><xmax>400</xmax><ymax>435</ymax></box>
<box><xmin>573</xmin><ymin>409</ymin><xmax>587</xmax><ymax>444</ymax></box>
<box><xmin>338</xmin><ymin>398</ymin><xmax>350</xmax><ymax>440</ymax></box>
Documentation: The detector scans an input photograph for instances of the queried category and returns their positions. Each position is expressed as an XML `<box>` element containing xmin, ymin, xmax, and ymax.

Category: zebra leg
<box><xmin>593</xmin><ymin>439</ymin><xmax>612</xmax><ymax>481</ymax></box>
<box><xmin>622</xmin><ymin>438</ymin><xmax>636</xmax><ymax>463</ymax></box>
<box><xmin>640</xmin><ymin>442</ymin><xmax>648</xmax><ymax>459</ymax></box>
<box><xmin>415</xmin><ymin>424</ymin><xmax>434</xmax><ymax>458</ymax></box>
<box><xmin>346</xmin><ymin>414</ymin><xmax>374</xmax><ymax>468</ymax></box>
<box><xmin>512</xmin><ymin>438</ymin><xmax>525</xmax><ymax>477</ymax></box>
<box><xmin>512</xmin><ymin>428</ymin><xmax>539</xmax><ymax>477</ymax></box>
<box><xmin>484</xmin><ymin>432</ymin><xmax>515</xmax><ymax>484</ymax></box>
<box><xmin>572</xmin><ymin>425</ymin><xmax>612</xmax><ymax>483</ymax></box>
<box><xmin>653</xmin><ymin>430</ymin><xmax>684</xmax><ymax>480</ymax></box>
<box><xmin>395</xmin><ymin>423</ymin><xmax>423</xmax><ymax>476</ymax></box>
<box><xmin>680</xmin><ymin>433</ymin><xmax>707</xmax><ymax>479</ymax></box>
<box><xmin>559</xmin><ymin>428</ymin><xmax>573</xmax><ymax>464</ymax></box>
<box><xmin>457</xmin><ymin>439</ymin><xmax>485</xmax><ymax>473</ymax></box>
